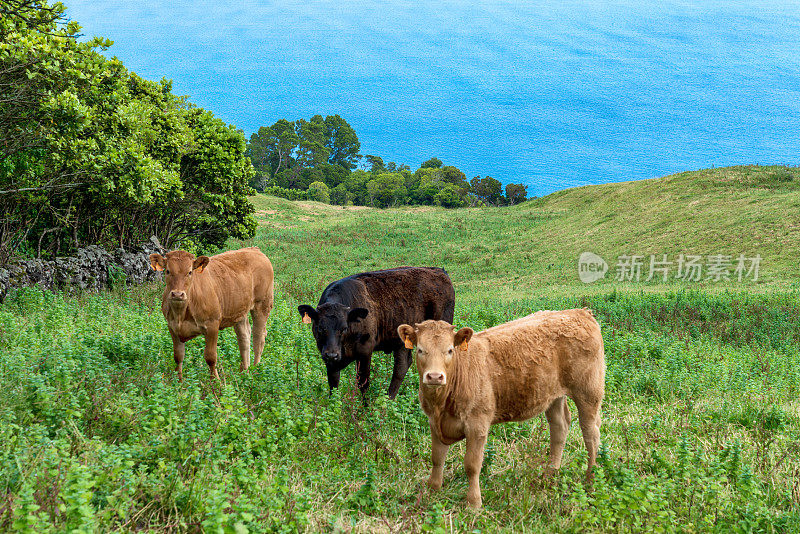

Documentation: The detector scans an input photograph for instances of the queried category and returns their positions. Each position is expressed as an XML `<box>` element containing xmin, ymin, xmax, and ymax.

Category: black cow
<box><xmin>298</xmin><ymin>266</ymin><xmax>455</xmax><ymax>399</ymax></box>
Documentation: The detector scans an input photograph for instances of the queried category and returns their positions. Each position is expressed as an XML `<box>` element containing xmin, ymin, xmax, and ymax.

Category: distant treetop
<box><xmin>421</xmin><ymin>157</ymin><xmax>443</xmax><ymax>169</ymax></box>
<box><xmin>246</xmin><ymin>118</ymin><xmax>529</xmax><ymax>209</ymax></box>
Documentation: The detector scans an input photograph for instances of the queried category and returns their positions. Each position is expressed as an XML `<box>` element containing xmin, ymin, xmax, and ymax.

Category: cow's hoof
<box><xmin>466</xmin><ymin>494</ymin><xmax>482</xmax><ymax>509</ymax></box>
<box><xmin>427</xmin><ymin>477</ymin><xmax>442</xmax><ymax>491</ymax></box>
<box><xmin>543</xmin><ymin>466</ymin><xmax>560</xmax><ymax>479</ymax></box>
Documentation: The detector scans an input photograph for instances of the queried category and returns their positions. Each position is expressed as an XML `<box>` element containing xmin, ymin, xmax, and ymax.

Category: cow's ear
<box><xmin>454</xmin><ymin>327</ymin><xmax>474</xmax><ymax>351</ymax></box>
<box><xmin>149</xmin><ymin>253</ymin><xmax>166</xmax><ymax>271</ymax></box>
<box><xmin>192</xmin><ymin>256</ymin><xmax>210</xmax><ymax>273</ymax></box>
<box><xmin>298</xmin><ymin>305</ymin><xmax>318</xmax><ymax>324</ymax></box>
<box><xmin>398</xmin><ymin>324</ymin><xmax>417</xmax><ymax>349</ymax></box>
<box><xmin>347</xmin><ymin>308</ymin><xmax>369</xmax><ymax>323</ymax></box>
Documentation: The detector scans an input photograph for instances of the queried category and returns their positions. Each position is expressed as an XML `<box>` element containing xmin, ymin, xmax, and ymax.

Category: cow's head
<box><xmin>397</xmin><ymin>320</ymin><xmax>473</xmax><ymax>387</ymax></box>
<box><xmin>298</xmin><ymin>303</ymin><xmax>368</xmax><ymax>363</ymax></box>
<box><xmin>149</xmin><ymin>250</ymin><xmax>209</xmax><ymax>303</ymax></box>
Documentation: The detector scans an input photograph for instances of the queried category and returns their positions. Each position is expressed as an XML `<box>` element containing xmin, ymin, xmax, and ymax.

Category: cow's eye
<box><xmin>165</xmin><ymin>269</ymin><xmax>170</xmax><ymax>275</ymax></box>
<box><xmin>188</xmin><ymin>270</ymin><xmax>193</xmax><ymax>276</ymax></box>
<box><xmin>448</xmin><ymin>347</ymin><xmax>454</xmax><ymax>355</ymax></box>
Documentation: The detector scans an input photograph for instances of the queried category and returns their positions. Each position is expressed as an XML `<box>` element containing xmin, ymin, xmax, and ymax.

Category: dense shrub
<box><xmin>0</xmin><ymin>1</ymin><xmax>256</xmax><ymax>260</ymax></box>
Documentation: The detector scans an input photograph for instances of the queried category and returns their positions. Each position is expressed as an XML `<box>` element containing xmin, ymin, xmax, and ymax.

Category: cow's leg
<box><xmin>203</xmin><ymin>324</ymin><xmax>221</xmax><ymax>380</ymax></box>
<box><xmin>545</xmin><ymin>396</ymin><xmax>571</xmax><ymax>470</ymax></box>
<box><xmin>171</xmin><ymin>332</ymin><xmax>185</xmax><ymax>382</ymax></box>
<box><xmin>251</xmin><ymin>286</ymin><xmax>273</xmax><ymax>366</ymax></box>
<box><xmin>356</xmin><ymin>353</ymin><xmax>372</xmax><ymax>403</ymax></box>
<box><xmin>428</xmin><ymin>422</ymin><xmax>449</xmax><ymax>491</ymax></box>
<box><xmin>386</xmin><ymin>347</ymin><xmax>412</xmax><ymax>399</ymax></box>
<box><xmin>464</xmin><ymin>425</ymin><xmax>489</xmax><ymax>508</ymax></box>
<box><xmin>251</xmin><ymin>309</ymin><xmax>269</xmax><ymax>367</ymax></box>
<box><xmin>574</xmin><ymin>394</ymin><xmax>602</xmax><ymax>479</ymax></box>
<box><xmin>325</xmin><ymin>364</ymin><xmax>341</xmax><ymax>395</ymax></box>
<box><xmin>234</xmin><ymin>317</ymin><xmax>252</xmax><ymax>371</ymax></box>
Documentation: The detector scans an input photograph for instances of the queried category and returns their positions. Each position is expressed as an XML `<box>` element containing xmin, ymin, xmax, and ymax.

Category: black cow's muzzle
<box><xmin>322</xmin><ymin>351</ymin><xmax>341</xmax><ymax>363</ymax></box>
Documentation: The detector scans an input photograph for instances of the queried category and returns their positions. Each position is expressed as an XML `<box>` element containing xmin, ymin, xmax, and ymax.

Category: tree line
<box><xmin>247</xmin><ymin>118</ymin><xmax>530</xmax><ymax>208</ymax></box>
<box><xmin>0</xmin><ymin>0</ymin><xmax>256</xmax><ymax>261</ymax></box>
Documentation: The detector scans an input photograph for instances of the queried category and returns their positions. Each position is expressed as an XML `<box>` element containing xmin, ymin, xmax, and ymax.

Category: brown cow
<box><xmin>149</xmin><ymin>247</ymin><xmax>274</xmax><ymax>380</ymax></box>
<box><xmin>398</xmin><ymin>309</ymin><xmax>605</xmax><ymax>508</ymax></box>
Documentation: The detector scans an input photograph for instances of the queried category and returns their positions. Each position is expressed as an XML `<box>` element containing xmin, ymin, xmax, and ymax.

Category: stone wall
<box><xmin>0</xmin><ymin>236</ymin><xmax>166</xmax><ymax>301</ymax></box>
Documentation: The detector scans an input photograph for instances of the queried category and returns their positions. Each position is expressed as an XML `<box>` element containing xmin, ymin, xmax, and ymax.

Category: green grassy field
<box><xmin>1</xmin><ymin>165</ymin><xmax>799</xmax><ymax>532</ymax></box>
<box><xmin>247</xmin><ymin>164</ymin><xmax>800</xmax><ymax>300</ymax></box>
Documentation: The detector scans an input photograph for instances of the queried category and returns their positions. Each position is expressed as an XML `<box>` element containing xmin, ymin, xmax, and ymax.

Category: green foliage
<box><xmin>433</xmin><ymin>182</ymin><xmax>466</xmax><ymax>208</ymax></box>
<box><xmin>470</xmin><ymin>176</ymin><xmax>503</xmax><ymax>205</ymax></box>
<box><xmin>306</xmin><ymin>181</ymin><xmax>330</xmax><ymax>203</ymax></box>
<box><xmin>366</xmin><ymin>173</ymin><xmax>407</xmax><ymax>207</ymax></box>
<box><xmin>330</xmin><ymin>183</ymin><xmax>351</xmax><ymax>206</ymax></box>
<box><xmin>505</xmin><ymin>182</ymin><xmax>528</xmax><ymax>205</ymax></box>
<box><xmin>0</xmin><ymin>0</ymin><xmax>256</xmax><ymax>258</ymax></box>
<box><xmin>364</xmin><ymin>154</ymin><xmax>386</xmax><ymax>174</ymax></box>
<box><xmin>420</xmin><ymin>157</ymin><xmax>443</xmax><ymax>169</ymax></box>
<box><xmin>346</xmin><ymin>465</ymin><xmax>381</xmax><ymax>513</ymax></box>
<box><xmin>323</xmin><ymin>114</ymin><xmax>360</xmax><ymax>170</ymax></box>
<box><xmin>261</xmin><ymin>186</ymin><xmax>309</xmax><ymax>201</ymax></box>
<box><xmin>245</xmin><ymin>119</ymin><xmax>528</xmax><ymax>210</ymax></box>
<box><xmin>247</xmin><ymin>115</ymin><xmax>357</xmax><ymax>194</ymax></box>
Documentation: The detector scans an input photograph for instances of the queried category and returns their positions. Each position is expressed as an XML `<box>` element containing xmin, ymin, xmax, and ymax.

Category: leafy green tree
<box><xmin>470</xmin><ymin>176</ymin><xmax>503</xmax><ymax>205</ymax></box>
<box><xmin>0</xmin><ymin>0</ymin><xmax>256</xmax><ymax>258</ymax></box>
<box><xmin>246</xmin><ymin>117</ymin><xmax>507</xmax><ymax>211</ymax></box>
<box><xmin>505</xmin><ymin>183</ymin><xmax>528</xmax><ymax>205</ymax></box>
<box><xmin>279</xmin><ymin>118</ymin><xmax>328</xmax><ymax>188</ymax></box>
<box><xmin>410</xmin><ymin>169</ymin><xmax>444</xmax><ymax>204</ymax></box>
<box><xmin>298</xmin><ymin>117</ymin><xmax>329</xmax><ymax>167</ymax></box>
<box><xmin>250</xmin><ymin>173</ymin><xmax>268</xmax><ymax>192</ymax></box>
<box><xmin>366</xmin><ymin>173</ymin><xmax>406</xmax><ymax>207</ymax></box>
<box><xmin>0</xmin><ymin>0</ymin><xmax>112</xmax><ymax>258</ymax></box>
<box><xmin>307</xmin><ymin>181</ymin><xmax>331</xmax><ymax>203</ymax></box>
<box><xmin>174</xmin><ymin>107</ymin><xmax>256</xmax><ymax>248</ymax></box>
<box><xmin>268</xmin><ymin>119</ymin><xmax>299</xmax><ymax>178</ymax></box>
<box><xmin>318</xmin><ymin>162</ymin><xmax>349</xmax><ymax>189</ymax></box>
<box><xmin>439</xmin><ymin>165</ymin><xmax>470</xmax><ymax>203</ymax></box>
<box><xmin>364</xmin><ymin>155</ymin><xmax>386</xmax><ymax>174</ymax></box>
<box><xmin>440</xmin><ymin>165</ymin><xmax>466</xmax><ymax>185</ymax></box>
<box><xmin>434</xmin><ymin>183</ymin><xmax>467</xmax><ymax>208</ymax></box>
<box><xmin>344</xmin><ymin>169</ymin><xmax>371</xmax><ymax>204</ymax></box>
<box><xmin>324</xmin><ymin>114</ymin><xmax>360</xmax><ymax>169</ymax></box>
<box><xmin>330</xmin><ymin>183</ymin><xmax>351</xmax><ymax>205</ymax></box>
<box><xmin>247</xmin><ymin>126</ymin><xmax>274</xmax><ymax>191</ymax></box>
<box><xmin>421</xmin><ymin>157</ymin><xmax>443</xmax><ymax>169</ymax></box>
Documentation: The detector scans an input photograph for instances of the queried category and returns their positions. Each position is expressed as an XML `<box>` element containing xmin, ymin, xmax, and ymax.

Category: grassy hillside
<box><xmin>1</xmin><ymin>165</ymin><xmax>798</xmax><ymax>532</ymax></box>
<box><xmin>245</xmin><ymin>165</ymin><xmax>800</xmax><ymax>303</ymax></box>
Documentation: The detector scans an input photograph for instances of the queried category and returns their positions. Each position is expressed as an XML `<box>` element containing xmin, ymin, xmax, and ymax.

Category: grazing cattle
<box><xmin>149</xmin><ymin>247</ymin><xmax>274</xmax><ymax>380</ymax></box>
<box><xmin>398</xmin><ymin>309</ymin><xmax>605</xmax><ymax>508</ymax></box>
<box><xmin>298</xmin><ymin>267</ymin><xmax>455</xmax><ymax>399</ymax></box>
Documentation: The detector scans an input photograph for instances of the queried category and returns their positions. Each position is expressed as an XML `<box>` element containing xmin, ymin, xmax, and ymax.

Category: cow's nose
<box><xmin>424</xmin><ymin>372</ymin><xmax>445</xmax><ymax>385</ymax></box>
<box><xmin>322</xmin><ymin>351</ymin><xmax>341</xmax><ymax>362</ymax></box>
<box><xmin>170</xmin><ymin>290</ymin><xmax>186</xmax><ymax>300</ymax></box>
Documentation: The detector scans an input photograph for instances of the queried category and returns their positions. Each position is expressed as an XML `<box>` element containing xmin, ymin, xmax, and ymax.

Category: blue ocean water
<box><xmin>66</xmin><ymin>1</ymin><xmax>800</xmax><ymax>196</ymax></box>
